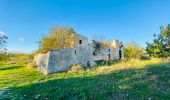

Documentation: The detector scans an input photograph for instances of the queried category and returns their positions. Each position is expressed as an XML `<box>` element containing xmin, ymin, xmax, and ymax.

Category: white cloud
<box><xmin>18</xmin><ymin>37</ymin><xmax>25</xmax><ymax>41</ymax></box>
<box><xmin>7</xmin><ymin>47</ymin><xmax>31</xmax><ymax>54</ymax></box>
<box><xmin>0</xmin><ymin>31</ymin><xmax>6</xmax><ymax>37</ymax></box>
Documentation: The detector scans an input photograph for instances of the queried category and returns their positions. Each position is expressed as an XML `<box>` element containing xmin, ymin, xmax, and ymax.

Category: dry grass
<box><xmin>0</xmin><ymin>58</ymin><xmax>170</xmax><ymax>99</ymax></box>
<box><xmin>70</xmin><ymin>64</ymin><xmax>84</xmax><ymax>72</ymax></box>
<box><xmin>26</xmin><ymin>62</ymin><xmax>37</xmax><ymax>68</ymax></box>
<box><xmin>95</xmin><ymin>58</ymin><xmax>164</xmax><ymax>74</ymax></box>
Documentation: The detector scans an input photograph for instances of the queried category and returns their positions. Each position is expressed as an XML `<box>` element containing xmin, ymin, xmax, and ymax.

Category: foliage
<box><xmin>0</xmin><ymin>32</ymin><xmax>8</xmax><ymax>51</ymax></box>
<box><xmin>0</xmin><ymin>33</ymin><xmax>8</xmax><ymax>62</ymax></box>
<box><xmin>101</xmin><ymin>41</ymin><xmax>111</xmax><ymax>47</ymax></box>
<box><xmin>0</xmin><ymin>53</ymin><xmax>9</xmax><ymax>64</ymax></box>
<box><xmin>39</xmin><ymin>26</ymin><xmax>78</xmax><ymax>52</ymax></box>
<box><xmin>146</xmin><ymin>24</ymin><xmax>170</xmax><ymax>58</ymax></box>
<box><xmin>93</xmin><ymin>40</ymin><xmax>102</xmax><ymax>55</ymax></box>
<box><xmin>8</xmin><ymin>53</ymin><xmax>34</xmax><ymax>64</ymax></box>
<box><xmin>124</xmin><ymin>42</ymin><xmax>143</xmax><ymax>60</ymax></box>
<box><xmin>0</xmin><ymin>59</ymin><xmax>170</xmax><ymax>99</ymax></box>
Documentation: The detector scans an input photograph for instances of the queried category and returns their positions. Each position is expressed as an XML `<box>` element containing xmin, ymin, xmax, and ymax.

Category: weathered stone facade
<box><xmin>34</xmin><ymin>34</ymin><xmax>124</xmax><ymax>74</ymax></box>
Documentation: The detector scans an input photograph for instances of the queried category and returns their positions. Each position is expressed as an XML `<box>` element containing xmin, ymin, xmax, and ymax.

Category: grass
<box><xmin>96</xmin><ymin>60</ymin><xmax>120</xmax><ymax>66</ymax></box>
<box><xmin>0</xmin><ymin>58</ymin><xmax>170</xmax><ymax>99</ymax></box>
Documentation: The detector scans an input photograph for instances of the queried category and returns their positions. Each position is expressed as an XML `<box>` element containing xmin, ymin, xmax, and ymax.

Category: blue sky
<box><xmin>0</xmin><ymin>0</ymin><xmax>170</xmax><ymax>53</ymax></box>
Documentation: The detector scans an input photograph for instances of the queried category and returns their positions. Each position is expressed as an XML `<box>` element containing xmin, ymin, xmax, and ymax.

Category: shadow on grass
<box><xmin>3</xmin><ymin>62</ymin><xmax>170</xmax><ymax>100</ymax></box>
<box><xmin>0</xmin><ymin>65</ymin><xmax>23</xmax><ymax>71</ymax></box>
<box><xmin>96</xmin><ymin>60</ymin><xmax>120</xmax><ymax>67</ymax></box>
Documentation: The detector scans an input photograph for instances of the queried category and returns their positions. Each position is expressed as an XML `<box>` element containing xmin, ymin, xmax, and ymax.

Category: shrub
<box><xmin>124</xmin><ymin>42</ymin><xmax>143</xmax><ymax>60</ymax></box>
<box><xmin>26</xmin><ymin>62</ymin><xmax>37</xmax><ymax>68</ymax></box>
<box><xmin>0</xmin><ymin>53</ymin><xmax>9</xmax><ymax>64</ymax></box>
<box><xmin>70</xmin><ymin>64</ymin><xmax>84</xmax><ymax>72</ymax></box>
<box><xmin>9</xmin><ymin>53</ymin><xmax>33</xmax><ymax>64</ymax></box>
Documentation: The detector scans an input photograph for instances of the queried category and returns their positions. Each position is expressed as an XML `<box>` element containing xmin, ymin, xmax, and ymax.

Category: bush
<box><xmin>124</xmin><ymin>42</ymin><xmax>143</xmax><ymax>60</ymax></box>
<box><xmin>26</xmin><ymin>62</ymin><xmax>37</xmax><ymax>68</ymax></box>
<box><xmin>9</xmin><ymin>53</ymin><xmax>33</xmax><ymax>64</ymax></box>
<box><xmin>0</xmin><ymin>53</ymin><xmax>9</xmax><ymax>63</ymax></box>
<box><xmin>70</xmin><ymin>64</ymin><xmax>84</xmax><ymax>72</ymax></box>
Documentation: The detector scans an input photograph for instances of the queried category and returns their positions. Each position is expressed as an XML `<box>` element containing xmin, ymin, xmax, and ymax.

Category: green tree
<box><xmin>0</xmin><ymin>32</ymin><xmax>8</xmax><ymax>62</ymax></box>
<box><xmin>124</xmin><ymin>42</ymin><xmax>142</xmax><ymax>60</ymax></box>
<box><xmin>146</xmin><ymin>25</ymin><xmax>170</xmax><ymax>58</ymax></box>
<box><xmin>39</xmin><ymin>26</ymin><xmax>78</xmax><ymax>52</ymax></box>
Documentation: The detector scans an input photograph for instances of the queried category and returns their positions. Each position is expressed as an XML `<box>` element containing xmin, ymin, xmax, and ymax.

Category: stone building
<box><xmin>34</xmin><ymin>34</ymin><xmax>124</xmax><ymax>74</ymax></box>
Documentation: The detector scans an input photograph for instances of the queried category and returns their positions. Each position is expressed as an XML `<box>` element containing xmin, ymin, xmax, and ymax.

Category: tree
<box><xmin>146</xmin><ymin>25</ymin><xmax>170</xmax><ymax>58</ymax></box>
<box><xmin>0</xmin><ymin>32</ymin><xmax>7</xmax><ymax>52</ymax></box>
<box><xmin>0</xmin><ymin>31</ymin><xmax>8</xmax><ymax>62</ymax></box>
<box><xmin>39</xmin><ymin>26</ymin><xmax>78</xmax><ymax>52</ymax></box>
<box><xmin>124</xmin><ymin>42</ymin><xmax>142</xmax><ymax>60</ymax></box>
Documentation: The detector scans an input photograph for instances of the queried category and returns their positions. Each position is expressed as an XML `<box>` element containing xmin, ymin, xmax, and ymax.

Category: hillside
<box><xmin>0</xmin><ymin>59</ymin><xmax>170</xmax><ymax>99</ymax></box>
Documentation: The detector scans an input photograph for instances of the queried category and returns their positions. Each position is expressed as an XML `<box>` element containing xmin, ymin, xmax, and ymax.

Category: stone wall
<box><xmin>47</xmin><ymin>45</ymin><xmax>95</xmax><ymax>74</ymax></box>
<box><xmin>111</xmin><ymin>40</ymin><xmax>124</xmax><ymax>60</ymax></box>
<box><xmin>75</xmin><ymin>34</ymin><xmax>88</xmax><ymax>47</ymax></box>
<box><xmin>33</xmin><ymin>53</ymin><xmax>50</xmax><ymax>74</ymax></box>
<box><xmin>34</xmin><ymin>37</ymin><xmax>124</xmax><ymax>74</ymax></box>
<box><xmin>93</xmin><ymin>46</ymin><xmax>114</xmax><ymax>61</ymax></box>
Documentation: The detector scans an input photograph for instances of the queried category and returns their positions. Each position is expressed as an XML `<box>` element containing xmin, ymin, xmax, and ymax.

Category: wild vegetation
<box><xmin>146</xmin><ymin>25</ymin><xmax>170</xmax><ymax>58</ymax></box>
<box><xmin>0</xmin><ymin>32</ymin><xmax>8</xmax><ymax>64</ymax></box>
<box><xmin>38</xmin><ymin>26</ymin><xmax>78</xmax><ymax>53</ymax></box>
<box><xmin>101</xmin><ymin>41</ymin><xmax>112</xmax><ymax>47</ymax></box>
<box><xmin>124</xmin><ymin>42</ymin><xmax>144</xmax><ymax>60</ymax></box>
<box><xmin>1</xmin><ymin>25</ymin><xmax>170</xmax><ymax>99</ymax></box>
<box><xmin>0</xmin><ymin>58</ymin><xmax>170</xmax><ymax>99</ymax></box>
<box><xmin>0</xmin><ymin>32</ymin><xmax>7</xmax><ymax>52</ymax></box>
<box><xmin>0</xmin><ymin>53</ymin><xmax>34</xmax><ymax>65</ymax></box>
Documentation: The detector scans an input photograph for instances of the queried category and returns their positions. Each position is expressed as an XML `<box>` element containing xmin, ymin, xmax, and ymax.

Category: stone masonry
<box><xmin>34</xmin><ymin>34</ymin><xmax>124</xmax><ymax>74</ymax></box>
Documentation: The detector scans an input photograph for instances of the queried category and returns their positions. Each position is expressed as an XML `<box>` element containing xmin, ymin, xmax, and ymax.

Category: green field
<box><xmin>0</xmin><ymin>59</ymin><xmax>170</xmax><ymax>100</ymax></box>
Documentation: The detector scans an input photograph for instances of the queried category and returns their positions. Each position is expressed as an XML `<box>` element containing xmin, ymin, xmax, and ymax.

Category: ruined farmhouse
<box><xmin>34</xmin><ymin>34</ymin><xmax>124</xmax><ymax>74</ymax></box>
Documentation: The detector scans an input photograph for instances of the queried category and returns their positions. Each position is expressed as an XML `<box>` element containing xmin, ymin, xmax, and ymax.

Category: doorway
<box><xmin>119</xmin><ymin>50</ymin><xmax>122</xmax><ymax>60</ymax></box>
<box><xmin>108</xmin><ymin>54</ymin><xmax>111</xmax><ymax>60</ymax></box>
<box><xmin>87</xmin><ymin>61</ymin><xmax>90</xmax><ymax>67</ymax></box>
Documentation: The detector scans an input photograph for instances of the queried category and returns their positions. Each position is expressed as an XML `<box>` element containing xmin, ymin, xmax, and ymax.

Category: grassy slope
<box><xmin>0</xmin><ymin>59</ymin><xmax>170</xmax><ymax>100</ymax></box>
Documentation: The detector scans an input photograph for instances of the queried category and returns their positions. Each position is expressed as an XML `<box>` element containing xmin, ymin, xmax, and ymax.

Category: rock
<box><xmin>141</xmin><ymin>54</ymin><xmax>150</xmax><ymax>60</ymax></box>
